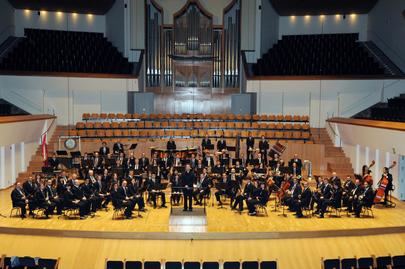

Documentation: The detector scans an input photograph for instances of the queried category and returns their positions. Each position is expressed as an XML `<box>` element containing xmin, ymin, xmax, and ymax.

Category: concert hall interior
<box><xmin>0</xmin><ymin>0</ymin><xmax>405</xmax><ymax>269</ymax></box>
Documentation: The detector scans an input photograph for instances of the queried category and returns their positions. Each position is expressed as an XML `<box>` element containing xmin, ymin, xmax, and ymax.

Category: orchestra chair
<box><xmin>260</xmin><ymin>261</ymin><xmax>277</xmax><ymax>269</ymax></box>
<box><xmin>357</xmin><ymin>256</ymin><xmax>375</xmax><ymax>269</ymax></box>
<box><xmin>32</xmin><ymin>207</ymin><xmax>47</xmax><ymax>219</ymax></box>
<box><xmin>9</xmin><ymin>206</ymin><xmax>22</xmax><ymax>218</ymax></box>
<box><xmin>259</xmin><ymin>114</ymin><xmax>268</xmax><ymax>121</ymax></box>
<box><xmin>242</xmin><ymin>261</ymin><xmax>259</xmax><ymax>269</ymax></box>
<box><xmin>125</xmin><ymin>261</ymin><xmax>142</xmax><ymax>269</ymax></box>
<box><xmin>184</xmin><ymin>261</ymin><xmax>201</xmax><ymax>269</ymax></box>
<box><xmin>60</xmin><ymin>207</ymin><xmax>80</xmax><ymax>219</ymax></box>
<box><xmin>327</xmin><ymin>199</ymin><xmax>343</xmax><ymax>218</ymax></box>
<box><xmin>321</xmin><ymin>257</ymin><xmax>341</xmax><ymax>269</ymax></box>
<box><xmin>82</xmin><ymin>113</ymin><xmax>90</xmax><ymax>121</ymax></box>
<box><xmin>38</xmin><ymin>258</ymin><xmax>60</xmax><ymax>269</ymax></box>
<box><xmin>166</xmin><ymin>261</ymin><xmax>182</xmax><ymax>269</ymax></box>
<box><xmin>255</xmin><ymin>200</ymin><xmax>269</xmax><ymax>217</ymax></box>
<box><xmin>100</xmin><ymin>113</ymin><xmax>108</xmax><ymax>120</ymax></box>
<box><xmin>111</xmin><ymin>201</ymin><xmax>125</xmax><ymax>220</ymax></box>
<box><xmin>301</xmin><ymin>198</ymin><xmax>313</xmax><ymax>218</ymax></box>
<box><xmin>203</xmin><ymin>261</ymin><xmax>219</xmax><ymax>269</ymax></box>
<box><xmin>393</xmin><ymin>254</ymin><xmax>405</xmax><ymax>268</ymax></box>
<box><xmin>361</xmin><ymin>204</ymin><xmax>374</xmax><ymax>218</ymax></box>
<box><xmin>376</xmin><ymin>255</ymin><xmax>393</xmax><ymax>269</ymax></box>
<box><xmin>106</xmin><ymin>259</ymin><xmax>124</xmax><ymax>269</ymax></box>
<box><xmin>144</xmin><ymin>261</ymin><xmax>161</xmax><ymax>269</ymax></box>
<box><xmin>224</xmin><ymin>261</ymin><xmax>241</xmax><ymax>269</ymax></box>
<box><xmin>340</xmin><ymin>257</ymin><xmax>357</xmax><ymax>269</ymax></box>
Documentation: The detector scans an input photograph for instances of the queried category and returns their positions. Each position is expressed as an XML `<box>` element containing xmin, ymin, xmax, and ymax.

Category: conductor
<box><xmin>181</xmin><ymin>164</ymin><xmax>195</xmax><ymax>211</ymax></box>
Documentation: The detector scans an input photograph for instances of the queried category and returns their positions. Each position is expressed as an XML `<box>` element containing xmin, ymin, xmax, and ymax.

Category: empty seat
<box><xmin>376</xmin><ymin>256</ymin><xmax>392</xmax><ymax>269</ymax></box>
<box><xmin>102</xmin><ymin>122</ymin><xmax>111</xmax><ymax>129</ymax></box>
<box><xmin>144</xmin><ymin>261</ymin><xmax>160</xmax><ymax>269</ymax></box>
<box><xmin>224</xmin><ymin>262</ymin><xmax>240</xmax><ymax>269</ymax></box>
<box><xmin>341</xmin><ymin>258</ymin><xmax>356</xmax><ymax>269</ymax></box>
<box><xmin>166</xmin><ymin>262</ymin><xmax>182</xmax><ymax>269</ymax></box>
<box><xmin>323</xmin><ymin>258</ymin><xmax>340</xmax><ymax>269</ymax></box>
<box><xmin>184</xmin><ymin>262</ymin><xmax>201</xmax><ymax>269</ymax></box>
<box><xmin>203</xmin><ymin>262</ymin><xmax>219</xmax><ymax>269</ymax></box>
<box><xmin>260</xmin><ymin>261</ymin><xmax>277</xmax><ymax>269</ymax></box>
<box><xmin>126</xmin><ymin>261</ymin><xmax>142</xmax><ymax>269</ymax></box>
<box><xmin>76</xmin><ymin>122</ymin><xmax>85</xmax><ymax>129</ymax></box>
<box><xmin>393</xmin><ymin>255</ymin><xmax>405</xmax><ymax>268</ymax></box>
<box><xmin>242</xmin><ymin>261</ymin><xmax>259</xmax><ymax>269</ymax></box>
<box><xmin>357</xmin><ymin>257</ymin><xmax>374</xmax><ymax>269</ymax></box>
<box><xmin>106</xmin><ymin>261</ymin><xmax>124</xmax><ymax>269</ymax></box>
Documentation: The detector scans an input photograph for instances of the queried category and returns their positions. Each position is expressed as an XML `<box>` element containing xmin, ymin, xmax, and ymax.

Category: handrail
<box><xmin>367</xmin><ymin>30</ymin><xmax>405</xmax><ymax>69</ymax></box>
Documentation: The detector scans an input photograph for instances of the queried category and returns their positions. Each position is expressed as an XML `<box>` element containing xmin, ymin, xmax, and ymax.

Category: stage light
<box><xmin>350</xmin><ymin>14</ymin><xmax>357</xmax><ymax>19</ymax></box>
<box><xmin>290</xmin><ymin>15</ymin><xmax>296</xmax><ymax>22</ymax></box>
<box><xmin>320</xmin><ymin>15</ymin><xmax>325</xmax><ymax>20</ymax></box>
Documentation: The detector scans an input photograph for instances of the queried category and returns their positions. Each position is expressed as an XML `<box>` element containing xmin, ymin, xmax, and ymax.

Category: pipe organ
<box><xmin>145</xmin><ymin>0</ymin><xmax>241</xmax><ymax>90</ymax></box>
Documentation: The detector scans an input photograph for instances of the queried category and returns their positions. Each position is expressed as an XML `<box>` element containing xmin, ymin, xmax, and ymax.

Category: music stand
<box><xmin>56</xmin><ymin>150</ymin><xmax>68</xmax><ymax>156</ymax></box>
<box><xmin>226</xmin><ymin>146</ymin><xmax>236</xmax><ymax>152</ymax></box>
<box><xmin>70</xmin><ymin>151</ymin><xmax>82</xmax><ymax>158</ymax></box>
<box><xmin>232</xmin><ymin>159</ymin><xmax>242</xmax><ymax>166</ymax></box>
<box><xmin>129</xmin><ymin>144</ymin><xmax>138</xmax><ymax>150</ymax></box>
<box><xmin>205</xmin><ymin>144</ymin><xmax>214</xmax><ymax>150</ymax></box>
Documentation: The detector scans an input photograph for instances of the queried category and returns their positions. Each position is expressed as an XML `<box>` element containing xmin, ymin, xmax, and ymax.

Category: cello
<box><xmin>374</xmin><ymin>161</ymin><xmax>397</xmax><ymax>204</ymax></box>
<box><xmin>363</xmin><ymin>160</ymin><xmax>375</xmax><ymax>185</ymax></box>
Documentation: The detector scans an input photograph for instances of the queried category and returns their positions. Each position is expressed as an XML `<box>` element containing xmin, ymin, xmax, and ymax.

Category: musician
<box><xmin>294</xmin><ymin>181</ymin><xmax>312</xmax><ymax>218</ymax></box>
<box><xmin>35</xmin><ymin>183</ymin><xmax>55</xmax><ymax>218</ymax></box>
<box><xmin>310</xmin><ymin>176</ymin><xmax>324</xmax><ymax>211</ymax></box>
<box><xmin>139</xmin><ymin>153</ymin><xmax>150</xmax><ymax>170</ymax></box>
<box><xmin>212</xmin><ymin>160</ymin><xmax>225</xmax><ymax>176</ymax></box>
<box><xmin>283</xmin><ymin>177</ymin><xmax>302</xmax><ymax>211</ymax></box>
<box><xmin>189</xmin><ymin>154</ymin><xmax>197</xmax><ymax>169</ymax></box>
<box><xmin>171</xmin><ymin>174</ymin><xmax>182</xmax><ymax>205</ymax></box>
<box><xmin>126</xmin><ymin>152</ymin><xmax>136</xmax><ymax>171</ymax></box>
<box><xmin>104</xmin><ymin>153</ymin><xmax>115</xmax><ymax>170</ymax></box>
<box><xmin>11</xmin><ymin>182</ymin><xmax>29</xmax><ymax>218</ymax></box>
<box><xmin>318</xmin><ymin>182</ymin><xmax>342</xmax><ymax>218</ymax></box>
<box><xmin>342</xmin><ymin>176</ymin><xmax>355</xmax><ymax>208</ymax></box>
<box><xmin>57</xmin><ymin>171</ymin><xmax>69</xmax><ymax>197</ymax></box>
<box><xmin>127</xmin><ymin>177</ymin><xmax>146</xmax><ymax>211</ymax></box>
<box><xmin>146</xmin><ymin>174</ymin><xmax>166</xmax><ymax>209</ymax></box>
<box><xmin>113</xmin><ymin>140</ymin><xmax>124</xmax><ymax>154</ymax></box>
<box><xmin>181</xmin><ymin>164</ymin><xmax>196</xmax><ymax>211</ymax></box>
<box><xmin>247</xmin><ymin>182</ymin><xmax>269</xmax><ymax>216</ymax></box>
<box><xmin>289</xmin><ymin>154</ymin><xmax>302</xmax><ymax>170</ymax></box>
<box><xmin>99</xmin><ymin>141</ymin><xmax>110</xmax><ymax>156</ymax></box>
<box><xmin>233</xmin><ymin>177</ymin><xmax>255</xmax><ymax>212</ymax></box>
<box><xmin>217</xmin><ymin>136</ymin><xmax>227</xmax><ymax>152</ymax></box>
<box><xmin>354</xmin><ymin>181</ymin><xmax>374</xmax><ymax>218</ymax></box>
<box><xmin>48</xmin><ymin>153</ymin><xmax>60</xmax><ymax>170</ymax></box>
<box><xmin>22</xmin><ymin>176</ymin><xmax>38</xmax><ymax>215</ymax></box>
<box><xmin>45</xmin><ymin>179</ymin><xmax>63</xmax><ymax>215</ymax></box>
<box><xmin>314</xmin><ymin>178</ymin><xmax>332</xmax><ymax>214</ymax></box>
<box><xmin>63</xmin><ymin>181</ymin><xmax>89</xmax><ymax>219</ymax></box>
<box><xmin>94</xmin><ymin>174</ymin><xmax>110</xmax><ymax>209</ymax></box>
<box><xmin>380</xmin><ymin>167</ymin><xmax>393</xmax><ymax>205</ymax></box>
<box><xmin>113</xmin><ymin>159</ymin><xmax>125</xmax><ymax>179</ymax></box>
<box><xmin>215</xmin><ymin>172</ymin><xmax>239</xmax><ymax>206</ymax></box>
<box><xmin>201</xmin><ymin>134</ymin><xmax>212</xmax><ymax>151</ymax></box>
<box><xmin>346</xmin><ymin>179</ymin><xmax>363</xmax><ymax>212</ymax></box>
<box><xmin>92</xmin><ymin>152</ymin><xmax>103</xmax><ymax>174</ymax></box>
<box><xmin>167</xmin><ymin>137</ymin><xmax>177</xmax><ymax>152</ymax></box>
<box><xmin>329</xmin><ymin>172</ymin><xmax>341</xmax><ymax>186</ymax></box>
<box><xmin>193</xmin><ymin>169</ymin><xmax>211</xmax><ymax>205</ymax></box>
<box><xmin>87</xmin><ymin>169</ymin><xmax>97</xmax><ymax>184</ymax></box>
<box><xmin>258</xmin><ymin>136</ymin><xmax>269</xmax><ymax>163</ymax></box>
<box><xmin>111</xmin><ymin>182</ymin><xmax>134</xmax><ymax>219</ymax></box>
<box><xmin>80</xmin><ymin>153</ymin><xmax>92</xmax><ymax>178</ymax></box>
<box><xmin>363</xmin><ymin>169</ymin><xmax>374</xmax><ymax>185</ymax></box>
<box><xmin>151</xmin><ymin>152</ymin><xmax>160</xmax><ymax>167</ymax></box>
<box><xmin>246</xmin><ymin>133</ymin><xmax>255</xmax><ymax>162</ymax></box>
<box><xmin>195</xmin><ymin>159</ymin><xmax>204</xmax><ymax>171</ymax></box>
<box><xmin>173</xmin><ymin>153</ymin><xmax>182</xmax><ymax>167</ymax></box>
<box><xmin>203</xmin><ymin>154</ymin><xmax>214</xmax><ymax>168</ymax></box>
<box><xmin>289</xmin><ymin>162</ymin><xmax>301</xmax><ymax>177</ymax></box>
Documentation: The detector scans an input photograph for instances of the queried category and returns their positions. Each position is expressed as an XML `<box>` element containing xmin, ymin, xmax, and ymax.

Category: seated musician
<box><xmin>126</xmin><ymin>152</ymin><xmax>136</xmax><ymax>171</ymax></box>
<box><xmin>22</xmin><ymin>176</ymin><xmax>38</xmax><ymax>216</ymax></box>
<box><xmin>160</xmin><ymin>153</ymin><xmax>172</xmax><ymax>169</ymax></box>
<box><xmin>195</xmin><ymin>159</ymin><xmax>204</xmax><ymax>171</ymax></box>
<box><xmin>146</xmin><ymin>174</ymin><xmax>167</xmax><ymax>208</ymax></box>
<box><xmin>167</xmin><ymin>137</ymin><xmax>176</xmax><ymax>152</ymax></box>
<box><xmin>363</xmin><ymin>169</ymin><xmax>374</xmax><ymax>185</ymax></box>
<box><xmin>289</xmin><ymin>162</ymin><xmax>301</xmax><ymax>178</ymax></box>
<box><xmin>215</xmin><ymin>171</ymin><xmax>239</xmax><ymax>206</ymax></box>
<box><xmin>35</xmin><ymin>183</ymin><xmax>55</xmax><ymax>218</ymax></box>
<box><xmin>139</xmin><ymin>153</ymin><xmax>150</xmax><ymax>169</ymax></box>
<box><xmin>93</xmin><ymin>152</ymin><xmax>104</xmax><ymax>174</ymax></box>
<box><xmin>189</xmin><ymin>154</ymin><xmax>197</xmax><ymax>169</ymax></box>
<box><xmin>380</xmin><ymin>166</ymin><xmax>393</xmax><ymax>205</ymax></box>
<box><xmin>63</xmin><ymin>181</ymin><xmax>89</xmax><ymax>219</ymax></box>
<box><xmin>283</xmin><ymin>177</ymin><xmax>302</xmax><ymax>211</ymax></box>
<box><xmin>342</xmin><ymin>176</ymin><xmax>356</xmax><ymax>208</ymax></box>
<box><xmin>48</xmin><ymin>153</ymin><xmax>60</xmax><ymax>170</ymax></box>
<box><xmin>212</xmin><ymin>160</ymin><xmax>225</xmax><ymax>178</ymax></box>
<box><xmin>217</xmin><ymin>135</ymin><xmax>227</xmax><ymax>152</ymax></box>
<box><xmin>193</xmin><ymin>169</ymin><xmax>211</xmax><ymax>206</ymax></box>
<box><xmin>201</xmin><ymin>134</ymin><xmax>212</xmax><ymax>151</ymax></box>
<box><xmin>81</xmin><ymin>177</ymin><xmax>101</xmax><ymax>213</ymax></box>
<box><xmin>87</xmin><ymin>169</ymin><xmax>97</xmax><ymax>184</ymax></box>
<box><xmin>94</xmin><ymin>174</ymin><xmax>110</xmax><ymax>209</ymax></box>
<box><xmin>314</xmin><ymin>178</ymin><xmax>332</xmax><ymax>215</ymax></box>
<box><xmin>329</xmin><ymin>171</ymin><xmax>341</xmax><ymax>186</ymax></box>
<box><xmin>247</xmin><ymin>182</ymin><xmax>269</xmax><ymax>216</ymax></box>
<box><xmin>45</xmin><ymin>179</ymin><xmax>63</xmax><ymax>215</ymax></box>
<box><xmin>310</xmin><ymin>176</ymin><xmax>324</xmax><ymax>210</ymax></box>
<box><xmin>233</xmin><ymin>177</ymin><xmax>255</xmax><ymax>212</ymax></box>
<box><xmin>293</xmin><ymin>181</ymin><xmax>312</xmax><ymax>218</ymax></box>
<box><xmin>111</xmin><ymin>182</ymin><xmax>134</xmax><ymax>219</ymax></box>
<box><xmin>203</xmin><ymin>154</ymin><xmax>214</xmax><ymax>168</ymax></box>
<box><xmin>81</xmin><ymin>153</ymin><xmax>92</xmax><ymax>178</ymax></box>
<box><xmin>113</xmin><ymin>159</ymin><xmax>125</xmax><ymax>179</ymax></box>
<box><xmin>151</xmin><ymin>151</ymin><xmax>160</xmax><ymax>167</ymax></box>
<box><xmin>234</xmin><ymin>160</ymin><xmax>247</xmax><ymax>176</ymax></box>
<box><xmin>127</xmin><ymin>177</ymin><xmax>146</xmax><ymax>211</ymax></box>
<box><xmin>318</xmin><ymin>181</ymin><xmax>342</xmax><ymax>218</ymax></box>
<box><xmin>171</xmin><ymin>174</ymin><xmax>182</xmax><ymax>205</ymax></box>
<box><xmin>354</xmin><ymin>181</ymin><xmax>374</xmax><ymax>218</ymax></box>
<box><xmin>173</xmin><ymin>153</ymin><xmax>182</xmax><ymax>167</ymax></box>
<box><xmin>104</xmin><ymin>153</ymin><xmax>115</xmax><ymax>171</ymax></box>
<box><xmin>99</xmin><ymin>141</ymin><xmax>110</xmax><ymax>156</ymax></box>
<box><xmin>11</xmin><ymin>182</ymin><xmax>29</xmax><ymax>218</ymax></box>
<box><xmin>71</xmin><ymin>176</ymin><xmax>91</xmax><ymax>217</ymax></box>
<box><xmin>289</xmin><ymin>154</ymin><xmax>302</xmax><ymax>170</ymax></box>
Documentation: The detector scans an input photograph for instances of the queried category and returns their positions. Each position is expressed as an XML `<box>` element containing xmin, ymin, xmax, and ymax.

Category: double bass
<box><xmin>374</xmin><ymin>161</ymin><xmax>397</xmax><ymax>204</ymax></box>
<box><xmin>363</xmin><ymin>160</ymin><xmax>375</xmax><ymax>185</ymax></box>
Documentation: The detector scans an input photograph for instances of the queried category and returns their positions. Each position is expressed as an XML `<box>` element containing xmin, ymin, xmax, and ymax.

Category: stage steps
<box><xmin>312</xmin><ymin>128</ymin><xmax>355</xmax><ymax>177</ymax></box>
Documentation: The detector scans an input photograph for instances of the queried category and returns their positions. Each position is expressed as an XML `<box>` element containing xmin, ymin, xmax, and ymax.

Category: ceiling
<box><xmin>269</xmin><ymin>0</ymin><xmax>379</xmax><ymax>16</ymax></box>
<box><xmin>8</xmin><ymin>0</ymin><xmax>116</xmax><ymax>15</ymax></box>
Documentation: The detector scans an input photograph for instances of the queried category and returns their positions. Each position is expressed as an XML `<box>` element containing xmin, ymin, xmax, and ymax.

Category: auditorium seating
<box><xmin>0</xmin><ymin>28</ymin><xmax>133</xmax><ymax>74</ymax></box>
<box><xmin>322</xmin><ymin>254</ymin><xmax>405</xmax><ymax>269</ymax></box>
<box><xmin>106</xmin><ymin>260</ymin><xmax>277</xmax><ymax>269</ymax></box>
<box><xmin>253</xmin><ymin>33</ymin><xmax>384</xmax><ymax>76</ymax></box>
<box><xmin>74</xmin><ymin>113</ymin><xmax>311</xmax><ymax>142</ymax></box>
<box><xmin>0</xmin><ymin>255</ymin><xmax>60</xmax><ymax>269</ymax></box>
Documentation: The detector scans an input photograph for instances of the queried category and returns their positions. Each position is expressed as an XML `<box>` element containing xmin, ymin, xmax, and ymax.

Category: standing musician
<box><xmin>11</xmin><ymin>182</ymin><xmax>29</xmax><ymax>218</ymax></box>
<box><xmin>258</xmin><ymin>135</ymin><xmax>269</xmax><ymax>164</ymax></box>
<box><xmin>99</xmin><ymin>141</ymin><xmax>110</xmax><ymax>156</ymax></box>
<box><xmin>246</xmin><ymin>133</ymin><xmax>255</xmax><ymax>162</ymax></box>
<box><xmin>354</xmin><ymin>181</ymin><xmax>374</xmax><ymax>218</ymax></box>
<box><xmin>247</xmin><ymin>182</ymin><xmax>269</xmax><ymax>216</ymax></box>
<box><xmin>111</xmin><ymin>182</ymin><xmax>134</xmax><ymax>219</ymax></box>
<box><xmin>289</xmin><ymin>154</ymin><xmax>302</xmax><ymax>170</ymax></box>
<box><xmin>113</xmin><ymin>140</ymin><xmax>124</xmax><ymax>154</ymax></box>
<box><xmin>293</xmin><ymin>181</ymin><xmax>312</xmax><ymax>218</ymax></box>
<box><xmin>318</xmin><ymin>181</ymin><xmax>342</xmax><ymax>218</ymax></box>
<box><xmin>167</xmin><ymin>137</ymin><xmax>177</xmax><ymax>152</ymax></box>
<box><xmin>181</xmin><ymin>164</ymin><xmax>195</xmax><ymax>212</ymax></box>
<box><xmin>379</xmin><ymin>166</ymin><xmax>393</xmax><ymax>205</ymax></box>
<box><xmin>217</xmin><ymin>136</ymin><xmax>227</xmax><ymax>152</ymax></box>
<box><xmin>201</xmin><ymin>134</ymin><xmax>212</xmax><ymax>151</ymax></box>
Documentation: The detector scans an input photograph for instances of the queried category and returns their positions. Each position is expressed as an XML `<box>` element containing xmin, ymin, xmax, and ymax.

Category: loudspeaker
<box><xmin>231</xmin><ymin>93</ymin><xmax>257</xmax><ymax>115</ymax></box>
<box><xmin>128</xmin><ymin>92</ymin><xmax>154</xmax><ymax>114</ymax></box>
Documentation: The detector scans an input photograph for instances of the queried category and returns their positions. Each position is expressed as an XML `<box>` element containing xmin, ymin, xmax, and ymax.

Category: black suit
<box><xmin>11</xmin><ymin>188</ymin><xmax>28</xmax><ymax>217</ymax></box>
<box><xmin>203</xmin><ymin>156</ymin><xmax>214</xmax><ymax>167</ymax></box>
<box><xmin>284</xmin><ymin>183</ymin><xmax>302</xmax><ymax>210</ymax></box>
<box><xmin>233</xmin><ymin>182</ymin><xmax>255</xmax><ymax>211</ymax></box>
<box><xmin>201</xmin><ymin>138</ymin><xmax>212</xmax><ymax>150</ymax></box>
<box><xmin>71</xmin><ymin>185</ymin><xmax>91</xmax><ymax>216</ymax></box>
<box><xmin>259</xmin><ymin>140</ymin><xmax>269</xmax><ymax>163</ymax></box>
<box><xmin>217</xmin><ymin>140</ymin><xmax>227</xmax><ymax>152</ymax></box>
<box><xmin>139</xmin><ymin>157</ymin><xmax>150</xmax><ymax>169</ymax></box>
<box><xmin>112</xmin><ymin>187</ymin><xmax>134</xmax><ymax>218</ymax></box>
<box><xmin>289</xmin><ymin>158</ymin><xmax>303</xmax><ymax>170</ymax></box>
<box><xmin>246</xmin><ymin>137</ymin><xmax>255</xmax><ymax>161</ymax></box>
<box><xmin>35</xmin><ymin>189</ymin><xmax>55</xmax><ymax>216</ymax></box>
<box><xmin>46</xmin><ymin>185</ymin><xmax>63</xmax><ymax>214</ymax></box>
<box><xmin>48</xmin><ymin>157</ymin><xmax>59</xmax><ymax>169</ymax></box>
<box><xmin>167</xmin><ymin>140</ymin><xmax>176</xmax><ymax>151</ymax></box>
<box><xmin>289</xmin><ymin>166</ymin><xmax>302</xmax><ymax>177</ymax></box>
<box><xmin>181</xmin><ymin>171</ymin><xmax>196</xmax><ymax>210</ymax></box>
<box><xmin>354</xmin><ymin>186</ymin><xmax>374</xmax><ymax>217</ymax></box>
<box><xmin>320</xmin><ymin>187</ymin><xmax>343</xmax><ymax>217</ymax></box>
<box><xmin>99</xmin><ymin>146</ymin><xmax>110</xmax><ymax>156</ymax></box>
<box><xmin>247</xmin><ymin>188</ymin><xmax>269</xmax><ymax>214</ymax></box>
<box><xmin>113</xmin><ymin>143</ymin><xmax>124</xmax><ymax>154</ymax></box>
<box><xmin>147</xmin><ymin>180</ymin><xmax>166</xmax><ymax>208</ymax></box>
<box><xmin>294</xmin><ymin>187</ymin><xmax>312</xmax><ymax>217</ymax></box>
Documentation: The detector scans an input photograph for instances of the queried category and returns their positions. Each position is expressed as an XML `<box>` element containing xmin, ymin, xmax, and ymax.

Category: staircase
<box><xmin>312</xmin><ymin>128</ymin><xmax>355</xmax><ymax>177</ymax></box>
<box><xmin>15</xmin><ymin>126</ymin><xmax>69</xmax><ymax>183</ymax></box>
